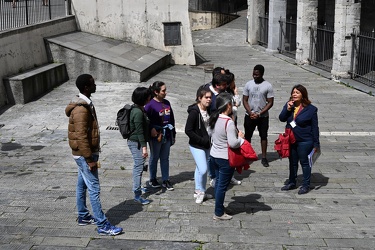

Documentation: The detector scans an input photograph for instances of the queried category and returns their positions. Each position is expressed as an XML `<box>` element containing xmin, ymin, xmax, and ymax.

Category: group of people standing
<box><xmin>65</xmin><ymin>65</ymin><xmax>320</xmax><ymax>234</ymax></box>
<box><xmin>184</xmin><ymin>64</ymin><xmax>320</xmax><ymax>220</ymax></box>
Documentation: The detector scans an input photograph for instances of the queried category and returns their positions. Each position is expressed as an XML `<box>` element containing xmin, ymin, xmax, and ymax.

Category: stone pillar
<box><xmin>295</xmin><ymin>0</ymin><xmax>318</xmax><ymax>65</ymax></box>
<box><xmin>247</xmin><ymin>0</ymin><xmax>265</xmax><ymax>45</ymax></box>
<box><xmin>267</xmin><ymin>0</ymin><xmax>286</xmax><ymax>52</ymax></box>
<box><xmin>331</xmin><ymin>0</ymin><xmax>361</xmax><ymax>80</ymax></box>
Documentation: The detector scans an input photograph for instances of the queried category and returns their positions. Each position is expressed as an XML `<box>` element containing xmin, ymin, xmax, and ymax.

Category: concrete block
<box><xmin>3</xmin><ymin>63</ymin><xmax>69</xmax><ymax>104</ymax></box>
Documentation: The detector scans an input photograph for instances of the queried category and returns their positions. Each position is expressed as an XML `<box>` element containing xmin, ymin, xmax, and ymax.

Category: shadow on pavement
<box><xmin>311</xmin><ymin>172</ymin><xmax>329</xmax><ymax>190</ymax></box>
<box><xmin>282</xmin><ymin>172</ymin><xmax>330</xmax><ymax>191</ymax></box>
<box><xmin>105</xmin><ymin>201</ymin><xmax>143</xmax><ymax>225</ymax></box>
<box><xmin>226</xmin><ymin>193</ymin><xmax>272</xmax><ymax>215</ymax></box>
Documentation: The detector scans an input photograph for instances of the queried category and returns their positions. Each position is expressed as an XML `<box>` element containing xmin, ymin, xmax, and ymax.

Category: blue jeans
<box><xmin>128</xmin><ymin>140</ymin><xmax>146</xmax><ymax>197</ymax></box>
<box><xmin>288</xmin><ymin>141</ymin><xmax>314</xmax><ymax>188</ymax></box>
<box><xmin>149</xmin><ymin>138</ymin><xmax>171</xmax><ymax>181</ymax></box>
<box><xmin>210</xmin><ymin>156</ymin><xmax>234</xmax><ymax>216</ymax></box>
<box><xmin>75</xmin><ymin>155</ymin><xmax>107</xmax><ymax>228</ymax></box>
<box><xmin>189</xmin><ymin>146</ymin><xmax>209</xmax><ymax>192</ymax></box>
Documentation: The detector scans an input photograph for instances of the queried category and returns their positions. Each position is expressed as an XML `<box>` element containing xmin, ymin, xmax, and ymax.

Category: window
<box><xmin>164</xmin><ymin>22</ymin><xmax>181</xmax><ymax>46</ymax></box>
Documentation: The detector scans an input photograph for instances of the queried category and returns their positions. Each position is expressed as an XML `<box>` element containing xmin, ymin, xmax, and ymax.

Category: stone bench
<box><xmin>3</xmin><ymin>63</ymin><xmax>69</xmax><ymax>104</ymax></box>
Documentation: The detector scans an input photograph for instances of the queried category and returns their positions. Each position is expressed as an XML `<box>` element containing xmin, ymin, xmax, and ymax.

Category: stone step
<box><xmin>3</xmin><ymin>63</ymin><xmax>68</xmax><ymax>104</ymax></box>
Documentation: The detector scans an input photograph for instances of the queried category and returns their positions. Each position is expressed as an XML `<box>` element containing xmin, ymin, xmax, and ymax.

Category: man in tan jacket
<box><xmin>65</xmin><ymin>74</ymin><xmax>122</xmax><ymax>236</ymax></box>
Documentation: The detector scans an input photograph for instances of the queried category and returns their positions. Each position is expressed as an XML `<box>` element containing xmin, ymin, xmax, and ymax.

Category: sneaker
<box><xmin>209</xmin><ymin>178</ymin><xmax>216</xmax><ymax>188</ymax></box>
<box><xmin>213</xmin><ymin>213</ymin><xmax>233</xmax><ymax>220</ymax></box>
<box><xmin>150</xmin><ymin>179</ymin><xmax>161</xmax><ymax>188</ymax></box>
<box><xmin>298</xmin><ymin>186</ymin><xmax>310</xmax><ymax>195</ymax></box>
<box><xmin>281</xmin><ymin>183</ymin><xmax>297</xmax><ymax>191</ymax></box>
<box><xmin>141</xmin><ymin>186</ymin><xmax>149</xmax><ymax>194</ymax></box>
<box><xmin>77</xmin><ymin>215</ymin><xmax>96</xmax><ymax>226</ymax></box>
<box><xmin>162</xmin><ymin>180</ymin><xmax>174</xmax><ymax>191</ymax></box>
<box><xmin>195</xmin><ymin>192</ymin><xmax>205</xmax><ymax>204</ymax></box>
<box><xmin>230</xmin><ymin>177</ymin><xmax>242</xmax><ymax>185</ymax></box>
<box><xmin>97</xmin><ymin>222</ymin><xmax>123</xmax><ymax>236</ymax></box>
<box><xmin>193</xmin><ymin>192</ymin><xmax>213</xmax><ymax>199</ymax></box>
<box><xmin>134</xmin><ymin>196</ymin><xmax>150</xmax><ymax>205</ymax></box>
<box><xmin>261</xmin><ymin>158</ymin><xmax>269</xmax><ymax>167</ymax></box>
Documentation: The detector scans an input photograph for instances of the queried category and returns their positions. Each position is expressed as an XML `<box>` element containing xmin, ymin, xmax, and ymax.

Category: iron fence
<box><xmin>350</xmin><ymin>30</ymin><xmax>375</xmax><ymax>87</ymax></box>
<box><xmin>278</xmin><ymin>16</ymin><xmax>297</xmax><ymax>58</ymax></box>
<box><xmin>258</xmin><ymin>14</ymin><xmax>268</xmax><ymax>47</ymax></box>
<box><xmin>309</xmin><ymin>24</ymin><xmax>334</xmax><ymax>72</ymax></box>
<box><xmin>0</xmin><ymin>0</ymin><xmax>70</xmax><ymax>32</ymax></box>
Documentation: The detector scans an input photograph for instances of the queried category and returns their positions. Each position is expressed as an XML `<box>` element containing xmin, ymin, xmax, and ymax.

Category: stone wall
<box><xmin>0</xmin><ymin>17</ymin><xmax>77</xmax><ymax>109</ymax></box>
<box><xmin>189</xmin><ymin>11</ymin><xmax>238</xmax><ymax>31</ymax></box>
<box><xmin>71</xmin><ymin>0</ymin><xmax>195</xmax><ymax>65</ymax></box>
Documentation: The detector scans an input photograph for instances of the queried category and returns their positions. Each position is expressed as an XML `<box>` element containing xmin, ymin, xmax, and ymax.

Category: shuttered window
<box><xmin>164</xmin><ymin>22</ymin><xmax>181</xmax><ymax>46</ymax></box>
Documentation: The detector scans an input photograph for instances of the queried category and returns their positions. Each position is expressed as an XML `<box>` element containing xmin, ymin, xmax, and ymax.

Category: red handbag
<box><xmin>228</xmin><ymin>140</ymin><xmax>258</xmax><ymax>168</ymax></box>
<box><xmin>223</xmin><ymin>118</ymin><xmax>258</xmax><ymax>169</ymax></box>
<box><xmin>274</xmin><ymin>128</ymin><xmax>295</xmax><ymax>158</ymax></box>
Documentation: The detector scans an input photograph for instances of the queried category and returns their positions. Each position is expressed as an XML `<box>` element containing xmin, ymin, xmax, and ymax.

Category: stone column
<box><xmin>247</xmin><ymin>0</ymin><xmax>265</xmax><ymax>45</ymax></box>
<box><xmin>331</xmin><ymin>0</ymin><xmax>361</xmax><ymax>80</ymax></box>
<box><xmin>296</xmin><ymin>0</ymin><xmax>318</xmax><ymax>65</ymax></box>
<box><xmin>267</xmin><ymin>0</ymin><xmax>286</xmax><ymax>52</ymax></box>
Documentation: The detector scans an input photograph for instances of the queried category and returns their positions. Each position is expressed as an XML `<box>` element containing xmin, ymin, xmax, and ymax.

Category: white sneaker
<box><xmin>209</xmin><ymin>178</ymin><xmax>216</xmax><ymax>188</ymax></box>
<box><xmin>230</xmin><ymin>177</ymin><xmax>242</xmax><ymax>185</ymax></box>
<box><xmin>194</xmin><ymin>192</ymin><xmax>213</xmax><ymax>199</ymax></box>
<box><xmin>195</xmin><ymin>192</ymin><xmax>205</xmax><ymax>204</ymax></box>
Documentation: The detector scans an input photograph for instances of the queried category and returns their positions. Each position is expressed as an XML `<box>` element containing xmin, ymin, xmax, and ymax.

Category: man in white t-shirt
<box><xmin>243</xmin><ymin>65</ymin><xmax>274</xmax><ymax>167</ymax></box>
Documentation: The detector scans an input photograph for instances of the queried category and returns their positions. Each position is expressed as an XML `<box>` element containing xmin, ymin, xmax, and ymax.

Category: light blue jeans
<box><xmin>128</xmin><ymin>140</ymin><xmax>146</xmax><ymax>197</ymax></box>
<box><xmin>75</xmin><ymin>155</ymin><xmax>107</xmax><ymax>228</ymax></box>
<box><xmin>189</xmin><ymin>145</ymin><xmax>209</xmax><ymax>192</ymax></box>
<box><xmin>148</xmin><ymin>138</ymin><xmax>171</xmax><ymax>181</ymax></box>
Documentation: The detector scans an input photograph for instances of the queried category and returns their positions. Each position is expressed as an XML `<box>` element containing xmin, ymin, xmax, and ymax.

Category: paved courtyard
<box><xmin>1</xmin><ymin>10</ymin><xmax>375</xmax><ymax>250</ymax></box>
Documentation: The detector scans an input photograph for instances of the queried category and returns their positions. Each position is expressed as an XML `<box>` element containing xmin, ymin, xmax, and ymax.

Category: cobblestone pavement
<box><xmin>1</xmin><ymin>10</ymin><xmax>375</xmax><ymax>250</ymax></box>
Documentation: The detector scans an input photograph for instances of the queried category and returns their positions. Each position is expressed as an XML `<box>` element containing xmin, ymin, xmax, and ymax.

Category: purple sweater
<box><xmin>145</xmin><ymin>98</ymin><xmax>176</xmax><ymax>139</ymax></box>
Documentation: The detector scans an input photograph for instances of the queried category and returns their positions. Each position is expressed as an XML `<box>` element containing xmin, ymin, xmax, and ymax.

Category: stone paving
<box><xmin>1</xmin><ymin>10</ymin><xmax>375</xmax><ymax>250</ymax></box>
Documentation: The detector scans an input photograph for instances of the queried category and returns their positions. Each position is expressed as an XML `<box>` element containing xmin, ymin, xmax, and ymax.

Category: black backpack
<box><xmin>116</xmin><ymin>104</ymin><xmax>134</xmax><ymax>139</ymax></box>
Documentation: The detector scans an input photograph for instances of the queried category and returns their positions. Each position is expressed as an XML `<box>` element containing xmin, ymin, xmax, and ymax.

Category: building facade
<box><xmin>247</xmin><ymin>0</ymin><xmax>375</xmax><ymax>87</ymax></box>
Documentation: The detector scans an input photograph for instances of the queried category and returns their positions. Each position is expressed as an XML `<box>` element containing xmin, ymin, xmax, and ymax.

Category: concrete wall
<box><xmin>0</xmin><ymin>16</ymin><xmax>77</xmax><ymax>108</ymax></box>
<box><xmin>189</xmin><ymin>11</ymin><xmax>238</xmax><ymax>31</ymax></box>
<box><xmin>71</xmin><ymin>0</ymin><xmax>195</xmax><ymax>65</ymax></box>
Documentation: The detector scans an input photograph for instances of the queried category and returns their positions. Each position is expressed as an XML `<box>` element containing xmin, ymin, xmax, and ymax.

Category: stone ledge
<box><xmin>3</xmin><ymin>63</ymin><xmax>68</xmax><ymax>104</ymax></box>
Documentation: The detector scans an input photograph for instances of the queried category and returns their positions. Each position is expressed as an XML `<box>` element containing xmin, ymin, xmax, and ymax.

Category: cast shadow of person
<box><xmin>282</xmin><ymin>172</ymin><xmax>329</xmax><ymax>191</ymax></box>
<box><xmin>226</xmin><ymin>193</ymin><xmax>272</xmax><ymax>215</ymax></box>
<box><xmin>311</xmin><ymin>172</ymin><xmax>329</xmax><ymax>190</ymax></box>
<box><xmin>262</xmin><ymin>151</ymin><xmax>281</xmax><ymax>164</ymax></box>
<box><xmin>140</xmin><ymin>170</ymin><xmax>195</xmax><ymax>196</ymax></box>
<box><xmin>105</xmin><ymin>200</ymin><xmax>144</xmax><ymax>226</ymax></box>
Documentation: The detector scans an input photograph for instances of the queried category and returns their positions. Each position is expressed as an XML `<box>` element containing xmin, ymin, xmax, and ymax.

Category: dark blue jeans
<box><xmin>210</xmin><ymin>156</ymin><xmax>234</xmax><ymax>216</ymax></box>
<box><xmin>288</xmin><ymin>141</ymin><xmax>314</xmax><ymax>188</ymax></box>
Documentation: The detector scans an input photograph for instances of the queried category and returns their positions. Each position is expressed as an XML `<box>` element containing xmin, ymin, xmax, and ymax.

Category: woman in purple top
<box><xmin>145</xmin><ymin>81</ymin><xmax>176</xmax><ymax>191</ymax></box>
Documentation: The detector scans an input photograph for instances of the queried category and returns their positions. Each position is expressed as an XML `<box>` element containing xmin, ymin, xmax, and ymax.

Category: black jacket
<box><xmin>185</xmin><ymin>104</ymin><xmax>210</xmax><ymax>149</ymax></box>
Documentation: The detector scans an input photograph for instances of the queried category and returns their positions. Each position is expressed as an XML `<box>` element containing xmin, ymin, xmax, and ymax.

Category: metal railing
<box><xmin>309</xmin><ymin>24</ymin><xmax>335</xmax><ymax>72</ymax></box>
<box><xmin>350</xmin><ymin>30</ymin><xmax>375</xmax><ymax>87</ymax></box>
<box><xmin>278</xmin><ymin>16</ymin><xmax>297</xmax><ymax>58</ymax></box>
<box><xmin>258</xmin><ymin>14</ymin><xmax>268</xmax><ymax>47</ymax></box>
<box><xmin>0</xmin><ymin>0</ymin><xmax>70</xmax><ymax>32</ymax></box>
